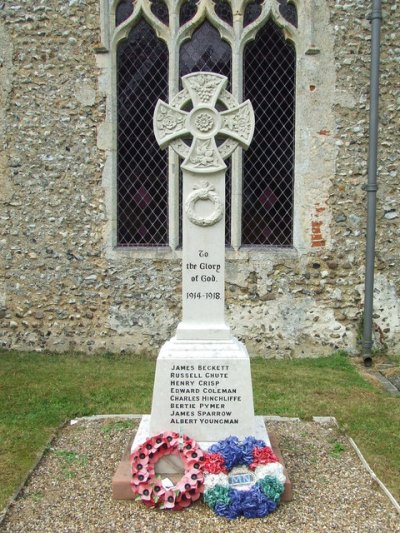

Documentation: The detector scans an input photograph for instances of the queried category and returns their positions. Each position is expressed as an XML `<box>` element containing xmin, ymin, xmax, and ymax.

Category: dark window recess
<box><xmin>244</xmin><ymin>0</ymin><xmax>262</xmax><ymax>27</ymax></box>
<box><xmin>213</xmin><ymin>0</ymin><xmax>233</xmax><ymax>25</ymax></box>
<box><xmin>243</xmin><ymin>20</ymin><xmax>296</xmax><ymax>246</ymax></box>
<box><xmin>116</xmin><ymin>0</ymin><xmax>133</xmax><ymax>26</ymax></box>
<box><xmin>279</xmin><ymin>0</ymin><xmax>298</xmax><ymax>27</ymax></box>
<box><xmin>244</xmin><ymin>0</ymin><xmax>298</xmax><ymax>28</ymax></box>
<box><xmin>180</xmin><ymin>21</ymin><xmax>231</xmax><ymax>81</ymax></box>
<box><xmin>180</xmin><ymin>20</ymin><xmax>232</xmax><ymax>245</ymax></box>
<box><xmin>150</xmin><ymin>0</ymin><xmax>169</xmax><ymax>24</ymax></box>
<box><xmin>180</xmin><ymin>0</ymin><xmax>198</xmax><ymax>26</ymax></box>
<box><xmin>117</xmin><ymin>19</ymin><xmax>169</xmax><ymax>246</ymax></box>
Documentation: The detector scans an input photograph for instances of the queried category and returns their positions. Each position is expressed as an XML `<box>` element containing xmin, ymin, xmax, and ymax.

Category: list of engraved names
<box><xmin>169</xmin><ymin>364</ymin><xmax>242</xmax><ymax>425</ymax></box>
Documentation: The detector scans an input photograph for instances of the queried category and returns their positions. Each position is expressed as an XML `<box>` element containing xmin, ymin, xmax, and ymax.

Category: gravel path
<box><xmin>1</xmin><ymin>417</ymin><xmax>399</xmax><ymax>533</ymax></box>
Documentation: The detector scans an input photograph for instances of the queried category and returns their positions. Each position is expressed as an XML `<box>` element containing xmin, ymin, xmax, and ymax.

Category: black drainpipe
<box><xmin>362</xmin><ymin>0</ymin><xmax>382</xmax><ymax>367</ymax></box>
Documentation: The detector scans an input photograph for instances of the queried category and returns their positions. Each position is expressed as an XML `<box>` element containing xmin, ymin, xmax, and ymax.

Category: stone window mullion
<box><xmin>230</xmin><ymin>13</ymin><xmax>244</xmax><ymax>250</ymax></box>
<box><xmin>168</xmin><ymin>4</ymin><xmax>180</xmax><ymax>250</ymax></box>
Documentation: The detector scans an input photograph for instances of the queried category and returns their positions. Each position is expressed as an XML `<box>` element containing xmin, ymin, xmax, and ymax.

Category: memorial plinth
<box><xmin>149</xmin><ymin>339</ymin><xmax>258</xmax><ymax>442</ymax></box>
<box><xmin>133</xmin><ymin>73</ymin><xmax>266</xmax><ymax>454</ymax></box>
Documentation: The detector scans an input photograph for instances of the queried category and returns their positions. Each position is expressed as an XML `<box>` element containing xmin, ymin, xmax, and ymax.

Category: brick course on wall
<box><xmin>0</xmin><ymin>0</ymin><xmax>399</xmax><ymax>357</ymax></box>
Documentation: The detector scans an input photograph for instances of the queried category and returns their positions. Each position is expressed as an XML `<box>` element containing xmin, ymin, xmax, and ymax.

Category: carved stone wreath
<box><xmin>185</xmin><ymin>181</ymin><xmax>224</xmax><ymax>227</ymax></box>
<box><xmin>153</xmin><ymin>72</ymin><xmax>255</xmax><ymax>174</ymax></box>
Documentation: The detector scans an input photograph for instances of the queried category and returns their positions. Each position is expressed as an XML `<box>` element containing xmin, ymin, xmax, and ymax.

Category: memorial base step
<box><xmin>112</xmin><ymin>415</ymin><xmax>292</xmax><ymax>503</ymax></box>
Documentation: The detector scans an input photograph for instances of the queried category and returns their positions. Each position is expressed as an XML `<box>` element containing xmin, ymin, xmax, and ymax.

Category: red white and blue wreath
<box><xmin>203</xmin><ymin>436</ymin><xmax>286</xmax><ymax>519</ymax></box>
<box><xmin>131</xmin><ymin>431</ymin><xmax>205</xmax><ymax>510</ymax></box>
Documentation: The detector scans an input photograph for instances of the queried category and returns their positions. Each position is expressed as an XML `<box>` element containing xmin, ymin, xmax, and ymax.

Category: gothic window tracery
<box><xmin>113</xmin><ymin>0</ymin><xmax>298</xmax><ymax>249</ymax></box>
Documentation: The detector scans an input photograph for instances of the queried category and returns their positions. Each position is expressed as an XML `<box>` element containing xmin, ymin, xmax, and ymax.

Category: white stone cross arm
<box><xmin>153</xmin><ymin>72</ymin><xmax>255</xmax><ymax>174</ymax></box>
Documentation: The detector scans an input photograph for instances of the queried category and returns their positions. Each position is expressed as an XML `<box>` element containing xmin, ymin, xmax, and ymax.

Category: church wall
<box><xmin>1</xmin><ymin>0</ymin><xmax>399</xmax><ymax>357</ymax></box>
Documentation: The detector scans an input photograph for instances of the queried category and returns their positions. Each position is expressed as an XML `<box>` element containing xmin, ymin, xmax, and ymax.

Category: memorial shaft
<box><xmin>178</xmin><ymin>169</ymin><xmax>230</xmax><ymax>340</ymax></box>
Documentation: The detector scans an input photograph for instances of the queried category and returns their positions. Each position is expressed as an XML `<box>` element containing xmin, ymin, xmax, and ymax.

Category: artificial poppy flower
<box><xmin>162</xmin><ymin>489</ymin><xmax>177</xmax><ymax>509</ymax></box>
<box><xmin>131</xmin><ymin>468</ymin><xmax>152</xmax><ymax>487</ymax></box>
<box><xmin>137</xmin><ymin>483</ymin><xmax>153</xmax><ymax>502</ymax></box>
<box><xmin>175</xmin><ymin>475</ymin><xmax>196</xmax><ymax>495</ymax></box>
<box><xmin>163</xmin><ymin>431</ymin><xmax>180</xmax><ymax>447</ymax></box>
<box><xmin>131</xmin><ymin>454</ymin><xmax>150</xmax><ymax>473</ymax></box>
<box><xmin>175</xmin><ymin>493</ymin><xmax>192</xmax><ymax>509</ymax></box>
<box><xmin>131</xmin><ymin>431</ymin><xmax>205</xmax><ymax>511</ymax></box>
<box><xmin>151</xmin><ymin>479</ymin><xmax>166</xmax><ymax>500</ymax></box>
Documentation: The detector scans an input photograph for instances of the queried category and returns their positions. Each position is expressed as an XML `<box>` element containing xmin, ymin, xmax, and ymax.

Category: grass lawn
<box><xmin>0</xmin><ymin>350</ymin><xmax>399</xmax><ymax>511</ymax></box>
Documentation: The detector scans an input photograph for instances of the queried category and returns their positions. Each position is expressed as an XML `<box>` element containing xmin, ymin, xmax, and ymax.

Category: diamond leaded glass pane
<box><xmin>117</xmin><ymin>20</ymin><xmax>169</xmax><ymax>246</ymax></box>
<box><xmin>180</xmin><ymin>20</ymin><xmax>232</xmax><ymax>245</ymax></box>
<box><xmin>243</xmin><ymin>20</ymin><xmax>296</xmax><ymax>246</ymax></box>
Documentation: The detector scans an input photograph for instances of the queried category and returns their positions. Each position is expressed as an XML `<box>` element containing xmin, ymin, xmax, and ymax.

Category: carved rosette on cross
<box><xmin>154</xmin><ymin>72</ymin><xmax>255</xmax><ymax>226</ymax></box>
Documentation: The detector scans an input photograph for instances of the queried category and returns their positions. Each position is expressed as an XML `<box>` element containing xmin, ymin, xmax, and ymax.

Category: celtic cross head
<box><xmin>153</xmin><ymin>72</ymin><xmax>255</xmax><ymax>174</ymax></box>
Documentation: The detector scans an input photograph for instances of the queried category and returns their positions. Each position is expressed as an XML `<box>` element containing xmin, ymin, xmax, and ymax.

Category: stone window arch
<box><xmin>98</xmin><ymin>0</ymin><xmax>336</xmax><ymax>255</ymax></box>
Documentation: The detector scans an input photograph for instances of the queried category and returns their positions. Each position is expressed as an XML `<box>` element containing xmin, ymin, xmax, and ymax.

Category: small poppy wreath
<box><xmin>203</xmin><ymin>436</ymin><xmax>286</xmax><ymax>519</ymax></box>
<box><xmin>130</xmin><ymin>431</ymin><xmax>205</xmax><ymax>510</ymax></box>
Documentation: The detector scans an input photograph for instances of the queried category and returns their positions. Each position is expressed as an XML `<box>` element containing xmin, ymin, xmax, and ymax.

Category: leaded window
<box><xmin>114</xmin><ymin>0</ymin><xmax>297</xmax><ymax>249</ymax></box>
<box><xmin>243</xmin><ymin>20</ymin><xmax>296</xmax><ymax>246</ymax></box>
<box><xmin>117</xmin><ymin>20</ymin><xmax>169</xmax><ymax>246</ymax></box>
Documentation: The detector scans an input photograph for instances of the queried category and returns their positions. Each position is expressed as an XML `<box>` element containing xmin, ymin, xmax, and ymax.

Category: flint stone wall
<box><xmin>0</xmin><ymin>0</ymin><xmax>399</xmax><ymax>357</ymax></box>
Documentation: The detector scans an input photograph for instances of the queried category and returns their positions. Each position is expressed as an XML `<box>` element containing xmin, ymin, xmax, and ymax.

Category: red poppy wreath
<box><xmin>130</xmin><ymin>431</ymin><xmax>205</xmax><ymax>510</ymax></box>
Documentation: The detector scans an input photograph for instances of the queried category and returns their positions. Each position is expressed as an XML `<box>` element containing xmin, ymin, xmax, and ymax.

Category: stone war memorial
<box><xmin>113</xmin><ymin>73</ymin><xmax>291</xmax><ymax>517</ymax></box>
<box><xmin>149</xmin><ymin>72</ymin><xmax>260</xmax><ymax>443</ymax></box>
<box><xmin>3</xmin><ymin>0</ymin><xmax>399</xmax><ymax>523</ymax></box>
